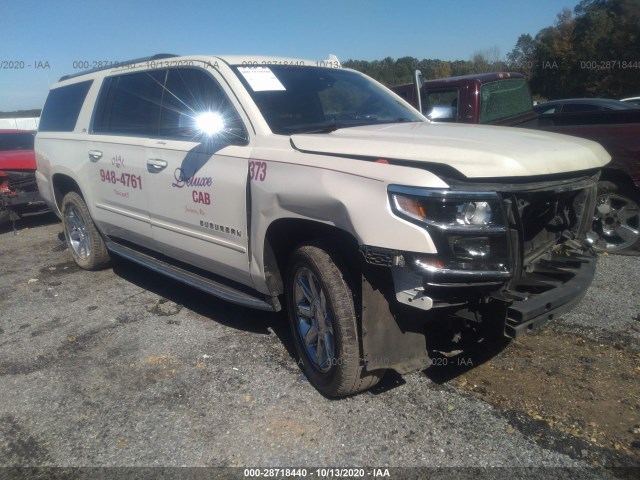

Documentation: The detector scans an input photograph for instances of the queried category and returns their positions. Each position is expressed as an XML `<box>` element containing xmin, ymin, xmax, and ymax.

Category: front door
<box><xmin>144</xmin><ymin>67</ymin><xmax>252</xmax><ymax>285</ymax></box>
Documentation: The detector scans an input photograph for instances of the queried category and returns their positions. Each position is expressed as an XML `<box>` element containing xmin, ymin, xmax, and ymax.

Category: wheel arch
<box><xmin>52</xmin><ymin>173</ymin><xmax>85</xmax><ymax>210</ymax></box>
<box><xmin>600</xmin><ymin>167</ymin><xmax>640</xmax><ymax>198</ymax></box>
<box><xmin>261</xmin><ymin>218</ymin><xmax>360</xmax><ymax>297</ymax></box>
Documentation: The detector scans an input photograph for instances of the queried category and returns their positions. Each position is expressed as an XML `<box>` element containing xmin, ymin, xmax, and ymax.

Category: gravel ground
<box><xmin>556</xmin><ymin>251</ymin><xmax>640</xmax><ymax>349</ymax></box>
<box><xmin>0</xmin><ymin>214</ymin><xmax>638</xmax><ymax>479</ymax></box>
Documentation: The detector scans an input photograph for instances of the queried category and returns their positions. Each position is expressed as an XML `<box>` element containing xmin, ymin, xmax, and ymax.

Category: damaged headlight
<box><xmin>389</xmin><ymin>187</ymin><xmax>505</xmax><ymax>231</ymax></box>
<box><xmin>389</xmin><ymin>186</ymin><xmax>511</xmax><ymax>280</ymax></box>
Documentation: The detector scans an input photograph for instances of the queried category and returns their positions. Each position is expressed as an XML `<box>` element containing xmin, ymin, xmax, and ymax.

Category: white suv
<box><xmin>36</xmin><ymin>54</ymin><xmax>609</xmax><ymax>397</ymax></box>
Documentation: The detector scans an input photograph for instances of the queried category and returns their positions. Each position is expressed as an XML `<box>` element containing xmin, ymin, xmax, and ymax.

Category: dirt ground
<box><xmin>428</xmin><ymin>327</ymin><xmax>640</xmax><ymax>465</ymax></box>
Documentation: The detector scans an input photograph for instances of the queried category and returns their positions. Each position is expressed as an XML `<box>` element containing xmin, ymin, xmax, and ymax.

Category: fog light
<box><xmin>452</xmin><ymin>236</ymin><xmax>491</xmax><ymax>259</ymax></box>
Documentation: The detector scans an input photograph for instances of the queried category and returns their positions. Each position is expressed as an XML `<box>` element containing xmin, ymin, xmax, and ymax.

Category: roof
<box><xmin>393</xmin><ymin>72</ymin><xmax>526</xmax><ymax>89</ymax></box>
<box><xmin>535</xmin><ymin>98</ymin><xmax>636</xmax><ymax>110</ymax></box>
<box><xmin>425</xmin><ymin>71</ymin><xmax>525</xmax><ymax>85</ymax></box>
<box><xmin>58</xmin><ymin>53</ymin><xmax>334</xmax><ymax>82</ymax></box>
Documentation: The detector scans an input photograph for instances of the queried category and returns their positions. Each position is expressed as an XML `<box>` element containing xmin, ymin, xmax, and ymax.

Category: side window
<box><xmin>39</xmin><ymin>80</ymin><xmax>93</xmax><ymax>132</ymax></box>
<box><xmin>562</xmin><ymin>103</ymin><xmax>601</xmax><ymax>113</ymax></box>
<box><xmin>478</xmin><ymin>79</ymin><xmax>533</xmax><ymax>123</ymax></box>
<box><xmin>93</xmin><ymin>70</ymin><xmax>166</xmax><ymax>135</ymax></box>
<box><xmin>422</xmin><ymin>89</ymin><xmax>458</xmax><ymax>121</ymax></box>
<box><xmin>158</xmin><ymin>68</ymin><xmax>247</xmax><ymax>143</ymax></box>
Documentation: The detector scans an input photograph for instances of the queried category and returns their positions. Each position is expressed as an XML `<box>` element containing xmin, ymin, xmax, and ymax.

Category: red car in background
<box><xmin>0</xmin><ymin>129</ymin><xmax>48</xmax><ymax>224</ymax></box>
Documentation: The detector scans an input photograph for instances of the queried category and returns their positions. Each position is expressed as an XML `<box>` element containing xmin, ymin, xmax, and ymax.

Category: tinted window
<box><xmin>94</xmin><ymin>70</ymin><xmax>165</xmax><ymax>135</ymax></box>
<box><xmin>0</xmin><ymin>132</ymin><xmax>35</xmax><ymax>151</ymax></box>
<box><xmin>423</xmin><ymin>89</ymin><xmax>459</xmax><ymax>121</ymax></box>
<box><xmin>562</xmin><ymin>103</ymin><xmax>602</xmax><ymax>113</ymax></box>
<box><xmin>158</xmin><ymin>68</ymin><xmax>246</xmax><ymax>142</ymax></box>
<box><xmin>479</xmin><ymin>79</ymin><xmax>533</xmax><ymax>123</ymax></box>
<box><xmin>39</xmin><ymin>80</ymin><xmax>92</xmax><ymax>132</ymax></box>
<box><xmin>536</xmin><ymin>106</ymin><xmax>557</xmax><ymax>114</ymax></box>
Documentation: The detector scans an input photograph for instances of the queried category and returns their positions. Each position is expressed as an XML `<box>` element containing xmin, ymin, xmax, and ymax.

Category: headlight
<box><xmin>457</xmin><ymin>201</ymin><xmax>492</xmax><ymax>225</ymax></box>
<box><xmin>388</xmin><ymin>186</ymin><xmax>511</xmax><ymax>279</ymax></box>
<box><xmin>389</xmin><ymin>187</ymin><xmax>505</xmax><ymax>232</ymax></box>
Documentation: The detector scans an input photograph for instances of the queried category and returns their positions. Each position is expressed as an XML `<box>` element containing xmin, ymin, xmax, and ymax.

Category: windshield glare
<box><xmin>232</xmin><ymin>66</ymin><xmax>423</xmax><ymax>134</ymax></box>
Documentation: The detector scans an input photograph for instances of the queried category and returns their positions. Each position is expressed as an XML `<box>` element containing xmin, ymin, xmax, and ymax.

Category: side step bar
<box><xmin>106</xmin><ymin>241</ymin><xmax>279</xmax><ymax>312</ymax></box>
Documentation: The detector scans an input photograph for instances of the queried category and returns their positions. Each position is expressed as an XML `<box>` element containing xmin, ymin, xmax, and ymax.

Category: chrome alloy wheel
<box><xmin>293</xmin><ymin>267</ymin><xmax>335</xmax><ymax>372</ymax></box>
<box><xmin>64</xmin><ymin>204</ymin><xmax>91</xmax><ymax>259</ymax></box>
<box><xmin>593</xmin><ymin>193</ymin><xmax>640</xmax><ymax>252</ymax></box>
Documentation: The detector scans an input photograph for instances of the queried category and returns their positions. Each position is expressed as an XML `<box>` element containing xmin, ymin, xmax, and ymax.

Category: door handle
<box><xmin>88</xmin><ymin>150</ymin><xmax>103</xmax><ymax>161</ymax></box>
<box><xmin>147</xmin><ymin>158</ymin><xmax>168</xmax><ymax>172</ymax></box>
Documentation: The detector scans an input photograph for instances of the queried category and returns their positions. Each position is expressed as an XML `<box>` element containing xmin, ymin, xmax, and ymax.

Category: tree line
<box><xmin>343</xmin><ymin>0</ymin><xmax>640</xmax><ymax>100</ymax></box>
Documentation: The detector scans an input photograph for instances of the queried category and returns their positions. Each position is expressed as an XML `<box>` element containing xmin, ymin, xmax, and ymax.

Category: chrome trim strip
<box><xmin>95</xmin><ymin>203</ymin><xmax>149</xmax><ymax>222</ymax></box>
<box><xmin>150</xmin><ymin>219</ymin><xmax>247</xmax><ymax>253</ymax></box>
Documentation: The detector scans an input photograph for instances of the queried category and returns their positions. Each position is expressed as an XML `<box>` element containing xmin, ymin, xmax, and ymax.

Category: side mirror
<box><xmin>414</xmin><ymin>70</ymin><xmax>424</xmax><ymax>114</ymax></box>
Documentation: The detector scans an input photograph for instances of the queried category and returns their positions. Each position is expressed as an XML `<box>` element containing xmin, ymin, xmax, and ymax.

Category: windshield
<box><xmin>232</xmin><ymin>65</ymin><xmax>423</xmax><ymax>134</ymax></box>
<box><xmin>0</xmin><ymin>132</ymin><xmax>35</xmax><ymax>151</ymax></box>
<box><xmin>479</xmin><ymin>78</ymin><xmax>533</xmax><ymax>124</ymax></box>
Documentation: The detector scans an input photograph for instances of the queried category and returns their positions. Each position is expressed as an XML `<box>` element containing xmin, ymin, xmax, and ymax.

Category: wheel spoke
<box><xmin>297</xmin><ymin>304</ymin><xmax>312</xmax><ymax>318</ymax></box>
<box><xmin>296</xmin><ymin>275</ymin><xmax>313</xmax><ymax>303</ymax></box>
<box><xmin>617</xmin><ymin>224</ymin><xmax>639</xmax><ymax>243</ymax></box>
<box><xmin>304</xmin><ymin>322</ymin><xmax>318</xmax><ymax>347</ymax></box>
<box><xmin>67</xmin><ymin>212</ymin><xmax>81</xmax><ymax>228</ymax></box>
<box><xmin>308</xmin><ymin>271</ymin><xmax>321</xmax><ymax>303</ymax></box>
<box><xmin>617</xmin><ymin>205</ymin><xmax>640</xmax><ymax>223</ymax></box>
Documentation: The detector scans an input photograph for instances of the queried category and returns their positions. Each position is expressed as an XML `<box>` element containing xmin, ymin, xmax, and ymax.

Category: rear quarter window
<box><xmin>39</xmin><ymin>80</ymin><xmax>93</xmax><ymax>132</ymax></box>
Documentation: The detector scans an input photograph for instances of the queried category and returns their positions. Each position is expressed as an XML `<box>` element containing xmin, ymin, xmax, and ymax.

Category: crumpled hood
<box><xmin>0</xmin><ymin>150</ymin><xmax>36</xmax><ymax>171</ymax></box>
<box><xmin>290</xmin><ymin>122</ymin><xmax>610</xmax><ymax>178</ymax></box>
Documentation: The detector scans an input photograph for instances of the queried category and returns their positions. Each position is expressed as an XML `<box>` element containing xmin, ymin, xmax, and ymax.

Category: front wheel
<box><xmin>286</xmin><ymin>242</ymin><xmax>382</xmax><ymax>397</ymax></box>
<box><xmin>592</xmin><ymin>181</ymin><xmax>640</xmax><ymax>253</ymax></box>
<box><xmin>61</xmin><ymin>192</ymin><xmax>111</xmax><ymax>270</ymax></box>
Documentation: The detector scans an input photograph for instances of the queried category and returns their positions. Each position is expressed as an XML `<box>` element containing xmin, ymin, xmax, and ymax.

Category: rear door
<box><xmin>88</xmin><ymin>70</ymin><xmax>167</xmax><ymax>248</ymax></box>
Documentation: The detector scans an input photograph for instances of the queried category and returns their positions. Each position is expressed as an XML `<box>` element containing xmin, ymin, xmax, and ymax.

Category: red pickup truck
<box><xmin>0</xmin><ymin>130</ymin><xmax>48</xmax><ymax>224</ymax></box>
<box><xmin>391</xmin><ymin>72</ymin><xmax>640</xmax><ymax>253</ymax></box>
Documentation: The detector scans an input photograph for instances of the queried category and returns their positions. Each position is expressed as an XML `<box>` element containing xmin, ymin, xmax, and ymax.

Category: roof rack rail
<box><xmin>58</xmin><ymin>53</ymin><xmax>178</xmax><ymax>81</ymax></box>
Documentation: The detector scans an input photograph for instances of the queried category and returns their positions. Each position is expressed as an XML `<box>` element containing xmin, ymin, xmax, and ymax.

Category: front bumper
<box><xmin>500</xmin><ymin>252</ymin><xmax>596</xmax><ymax>337</ymax></box>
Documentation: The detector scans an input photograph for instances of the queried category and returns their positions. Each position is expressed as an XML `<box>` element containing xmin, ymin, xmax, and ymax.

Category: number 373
<box><xmin>249</xmin><ymin>160</ymin><xmax>267</xmax><ymax>182</ymax></box>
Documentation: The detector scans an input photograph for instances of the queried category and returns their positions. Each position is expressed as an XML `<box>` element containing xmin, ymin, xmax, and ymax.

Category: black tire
<box><xmin>592</xmin><ymin>181</ymin><xmax>640</xmax><ymax>253</ymax></box>
<box><xmin>61</xmin><ymin>192</ymin><xmax>111</xmax><ymax>270</ymax></box>
<box><xmin>285</xmin><ymin>242</ymin><xmax>382</xmax><ymax>397</ymax></box>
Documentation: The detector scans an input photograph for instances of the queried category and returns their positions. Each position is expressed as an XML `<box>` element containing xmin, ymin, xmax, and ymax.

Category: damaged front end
<box><xmin>490</xmin><ymin>173</ymin><xmax>599</xmax><ymax>336</ymax></box>
<box><xmin>358</xmin><ymin>171</ymin><xmax>600</xmax><ymax>374</ymax></box>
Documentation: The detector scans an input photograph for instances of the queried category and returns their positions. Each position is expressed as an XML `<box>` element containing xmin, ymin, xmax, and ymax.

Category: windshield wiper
<box><xmin>305</xmin><ymin>123</ymin><xmax>343</xmax><ymax>134</ymax></box>
<box><xmin>389</xmin><ymin>117</ymin><xmax>418</xmax><ymax>123</ymax></box>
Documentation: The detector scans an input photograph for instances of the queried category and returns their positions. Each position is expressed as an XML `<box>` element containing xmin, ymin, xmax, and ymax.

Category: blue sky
<box><xmin>0</xmin><ymin>0</ymin><xmax>580</xmax><ymax>111</ymax></box>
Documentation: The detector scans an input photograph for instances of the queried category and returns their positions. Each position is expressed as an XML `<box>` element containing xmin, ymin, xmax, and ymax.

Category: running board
<box><xmin>105</xmin><ymin>241</ymin><xmax>279</xmax><ymax>312</ymax></box>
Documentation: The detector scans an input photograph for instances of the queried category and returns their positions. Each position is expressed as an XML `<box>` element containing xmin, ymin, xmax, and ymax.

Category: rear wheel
<box><xmin>61</xmin><ymin>192</ymin><xmax>111</xmax><ymax>270</ymax></box>
<box><xmin>592</xmin><ymin>181</ymin><xmax>640</xmax><ymax>253</ymax></box>
<box><xmin>286</xmin><ymin>242</ymin><xmax>381</xmax><ymax>397</ymax></box>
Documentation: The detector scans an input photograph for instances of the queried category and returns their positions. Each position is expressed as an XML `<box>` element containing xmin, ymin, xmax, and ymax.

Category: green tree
<box><xmin>523</xmin><ymin>0</ymin><xmax>640</xmax><ymax>98</ymax></box>
<box><xmin>507</xmin><ymin>34</ymin><xmax>536</xmax><ymax>77</ymax></box>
